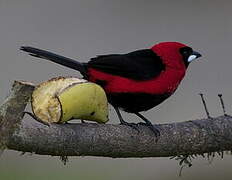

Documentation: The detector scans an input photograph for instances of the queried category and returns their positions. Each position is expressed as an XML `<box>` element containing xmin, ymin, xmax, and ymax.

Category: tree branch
<box><xmin>0</xmin><ymin>81</ymin><xmax>34</xmax><ymax>150</ymax></box>
<box><xmin>1</xmin><ymin>81</ymin><xmax>232</xmax><ymax>158</ymax></box>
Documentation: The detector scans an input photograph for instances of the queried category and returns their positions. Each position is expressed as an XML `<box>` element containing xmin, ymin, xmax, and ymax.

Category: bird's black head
<box><xmin>179</xmin><ymin>46</ymin><xmax>202</xmax><ymax>67</ymax></box>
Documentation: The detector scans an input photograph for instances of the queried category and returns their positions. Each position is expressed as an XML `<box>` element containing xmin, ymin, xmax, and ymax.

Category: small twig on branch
<box><xmin>1</xmin><ymin>81</ymin><xmax>232</xmax><ymax>159</ymax></box>
<box><xmin>199</xmin><ymin>93</ymin><xmax>211</xmax><ymax>118</ymax></box>
<box><xmin>218</xmin><ymin>94</ymin><xmax>227</xmax><ymax>116</ymax></box>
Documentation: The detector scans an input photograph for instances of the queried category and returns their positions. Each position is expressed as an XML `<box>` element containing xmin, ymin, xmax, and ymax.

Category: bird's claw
<box><xmin>120</xmin><ymin>122</ymin><xmax>140</xmax><ymax>132</ymax></box>
<box><xmin>138</xmin><ymin>122</ymin><xmax>160</xmax><ymax>138</ymax></box>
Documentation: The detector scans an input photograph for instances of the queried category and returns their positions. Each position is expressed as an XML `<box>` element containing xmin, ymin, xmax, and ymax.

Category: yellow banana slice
<box><xmin>31</xmin><ymin>77</ymin><xmax>108</xmax><ymax>124</ymax></box>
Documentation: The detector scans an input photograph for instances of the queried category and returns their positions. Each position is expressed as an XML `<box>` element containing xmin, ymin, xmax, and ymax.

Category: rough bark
<box><xmin>0</xmin><ymin>81</ymin><xmax>34</xmax><ymax>150</ymax></box>
<box><xmin>1</xmin><ymin>81</ymin><xmax>232</xmax><ymax>158</ymax></box>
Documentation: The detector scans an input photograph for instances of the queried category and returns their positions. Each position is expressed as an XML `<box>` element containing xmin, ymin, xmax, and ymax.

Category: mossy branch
<box><xmin>1</xmin><ymin>81</ymin><xmax>232</xmax><ymax>158</ymax></box>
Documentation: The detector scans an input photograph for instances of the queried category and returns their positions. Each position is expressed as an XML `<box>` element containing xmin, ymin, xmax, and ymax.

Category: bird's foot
<box><xmin>138</xmin><ymin>121</ymin><xmax>160</xmax><ymax>138</ymax></box>
<box><xmin>120</xmin><ymin>121</ymin><xmax>140</xmax><ymax>132</ymax></box>
<box><xmin>134</xmin><ymin>112</ymin><xmax>160</xmax><ymax>139</ymax></box>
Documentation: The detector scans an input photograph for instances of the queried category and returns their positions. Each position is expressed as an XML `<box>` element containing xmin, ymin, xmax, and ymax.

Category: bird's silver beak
<box><xmin>188</xmin><ymin>51</ymin><xmax>202</xmax><ymax>62</ymax></box>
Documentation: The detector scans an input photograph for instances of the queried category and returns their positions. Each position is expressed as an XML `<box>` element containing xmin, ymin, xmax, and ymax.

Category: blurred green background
<box><xmin>1</xmin><ymin>0</ymin><xmax>232</xmax><ymax>179</ymax></box>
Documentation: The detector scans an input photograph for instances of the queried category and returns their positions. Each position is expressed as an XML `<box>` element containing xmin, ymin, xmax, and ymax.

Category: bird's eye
<box><xmin>179</xmin><ymin>47</ymin><xmax>193</xmax><ymax>56</ymax></box>
<box><xmin>179</xmin><ymin>47</ymin><xmax>193</xmax><ymax>67</ymax></box>
<box><xmin>182</xmin><ymin>51</ymin><xmax>188</xmax><ymax>55</ymax></box>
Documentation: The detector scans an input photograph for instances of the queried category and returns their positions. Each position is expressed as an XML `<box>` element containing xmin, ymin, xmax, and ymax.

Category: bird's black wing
<box><xmin>88</xmin><ymin>49</ymin><xmax>165</xmax><ymax>81</ymax></box>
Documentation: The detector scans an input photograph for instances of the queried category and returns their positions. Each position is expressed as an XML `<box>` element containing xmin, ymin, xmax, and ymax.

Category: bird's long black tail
<box><xmin>20</xmin><ymin>46</ymin><xmax>87</xmax><ymax>77</ymax></box>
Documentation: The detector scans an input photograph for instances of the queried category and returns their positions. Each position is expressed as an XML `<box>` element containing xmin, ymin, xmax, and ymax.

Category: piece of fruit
<box><xmin>31</xmin><ymin>77</ymin><xmax>108</xmax><ymax>124</ymax></box>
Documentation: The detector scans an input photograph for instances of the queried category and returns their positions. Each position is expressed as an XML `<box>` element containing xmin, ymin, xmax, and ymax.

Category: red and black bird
<box><xmin>21</xmin><ymin>42</ymin><xmax>201</xmax><ymax>136</ymax></box>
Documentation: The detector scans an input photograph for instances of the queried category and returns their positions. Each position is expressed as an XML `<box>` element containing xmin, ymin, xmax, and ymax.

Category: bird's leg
<box><xmin>113</xmin><ymin>106</ymin><xmax>139</xmax><ymax>132</ymax></box>
<box><xmin>135</xmin><ymin>112</ymin><xmax>160</xmax><ymax>137</ymax></box>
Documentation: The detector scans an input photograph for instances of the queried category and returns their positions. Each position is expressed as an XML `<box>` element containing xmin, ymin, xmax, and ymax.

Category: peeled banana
<box><xmin>31</xmin><ymin>77</ymin><xmax>108</xmax><ymax>124</ymax></box>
